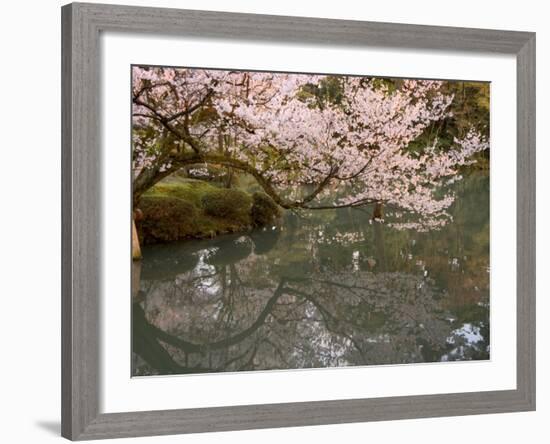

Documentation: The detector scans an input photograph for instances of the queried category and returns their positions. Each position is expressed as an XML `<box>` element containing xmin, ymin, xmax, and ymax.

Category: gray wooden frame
<box><xmin>61</xmin><ymin>2</ymin><xmax>536</xmax><ymax>440</ymax></box>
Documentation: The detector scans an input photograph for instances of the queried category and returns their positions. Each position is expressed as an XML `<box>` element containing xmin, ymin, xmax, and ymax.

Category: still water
<box><xmin>132</xmin><ymin>173</ymin><xmax>490</xmax><ymax>376</ymax></box>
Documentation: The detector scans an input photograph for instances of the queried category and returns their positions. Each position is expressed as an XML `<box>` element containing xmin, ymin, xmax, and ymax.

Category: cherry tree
<box><xmin>132</xmin><ymin>66</ymin><xmax>488</xmax><ymax>230</ymax></box>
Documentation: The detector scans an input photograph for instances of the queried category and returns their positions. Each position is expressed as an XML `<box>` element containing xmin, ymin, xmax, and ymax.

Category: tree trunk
<box><xmin>224</xmin><ymin>168</ymin><xmax>234</xmax><ymax>188</ymax></box>
<box><xmin>132</xmin><ymin>258</ymin><xmax>142</xmax><ymax>300</ymax></box>
<box><xmin>133</xmin><ymin>153</ymin><xmax>345</xmax><ymax>211</ymax></box>
<box><xmin>373</xmin><ymin>221</ymin><xmax>387</xmax><ymax>271</ymax></box>
<box><xmin>132</xmin><ymin>218</ymin><xmax>142</xmax><ymax>260</ymax></box>
<box><xmin>372</xmin><ymin>202</ymin><xmax>384</xmax><ymax>220</ymax></box>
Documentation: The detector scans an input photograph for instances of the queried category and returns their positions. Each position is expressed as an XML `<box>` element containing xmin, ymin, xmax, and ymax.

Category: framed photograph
<box><xmin>61</xmin><ymin>2</ymin><xmax>536</xmax><ymax>440</ymax></box>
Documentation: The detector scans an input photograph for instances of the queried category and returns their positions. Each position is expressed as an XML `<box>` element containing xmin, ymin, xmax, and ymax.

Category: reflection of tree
<box><xmin>133</xmin><ymin>252</ymin><xmax>487</xmax><ymax>376</ymax></box>
<box><xmin>132</xmin><ymin>174</ymin><xmax>490</xmax><ymax>376</ymax></box>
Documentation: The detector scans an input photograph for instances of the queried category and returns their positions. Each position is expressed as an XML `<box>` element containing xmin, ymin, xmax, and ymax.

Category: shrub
<box><xmin>250</xmin><ymin>192</ymin><xmax>281</xmax><ymax>227</ymax></box>
<box><xmin>201</xmin><ymin>188</ymin><xmax>252</xmax><ymax>225</ymax></box>
<box><xmin>138</xmin><ymin>196</ymin><xmax>198</xmax><ymax>243</ymax></box>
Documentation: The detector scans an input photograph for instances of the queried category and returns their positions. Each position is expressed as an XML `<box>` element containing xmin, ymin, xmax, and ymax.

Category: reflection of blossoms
<box><xmin>389</xmin><ymin>217</ymin><xmax>449</xmax><ymax>232</ymax></box>
<box><xmin>315</xmin><ymin>230</ymin><xmax>366</xmax><ymax>246</ymax></box>
<box><xmin>135</xmin><ymin>249</ymin><xmax>488</xmax><ymax>374</ymax></box>
<box><xmin>442</xmin><ymin>323</ymin><xmax>488</xmax><ymax>361</ymax></box>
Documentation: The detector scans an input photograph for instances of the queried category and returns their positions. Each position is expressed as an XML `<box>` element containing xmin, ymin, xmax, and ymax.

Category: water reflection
<box><xmin>132</xmin><ymin>173</ymin><xmax>489</xmax><ymax>376</ymax></box>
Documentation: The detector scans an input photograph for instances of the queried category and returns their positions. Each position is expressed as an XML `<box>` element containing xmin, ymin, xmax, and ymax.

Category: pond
<box><xmin>132</xmin><ymin>172</ymin><xmax>490</xmax><ymax>376</ymax></box>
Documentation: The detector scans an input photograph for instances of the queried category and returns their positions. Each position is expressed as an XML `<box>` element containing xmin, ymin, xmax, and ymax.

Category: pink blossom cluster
<box><xmin>132</xmin><ymin>66</ymin><xmax>489</xmax><ymax>230</ymax></box>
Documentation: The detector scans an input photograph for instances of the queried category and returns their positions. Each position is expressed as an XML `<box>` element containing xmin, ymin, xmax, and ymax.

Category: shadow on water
<box><xmin>132</xmin><ymin>173</ymin><xmax>490</xmax><ymax>376</ymax></box>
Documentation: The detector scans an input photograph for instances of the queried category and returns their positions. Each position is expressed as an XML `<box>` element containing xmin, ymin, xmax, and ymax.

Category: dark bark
<box><xmin>133</xmin><ymin>151</ymin><xmax>382</xmax><ymax>211</ymax></box>
<box><xmin>372</xmin><ymin>202</ymin><xmax>384</xmax><ymax>220</ymax></box>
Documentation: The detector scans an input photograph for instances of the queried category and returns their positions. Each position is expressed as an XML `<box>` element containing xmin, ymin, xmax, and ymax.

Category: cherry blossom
<box><xmin>132</xmin><ymin>66</ymin><xmax>488</xmax><ymax>230</ymax></box>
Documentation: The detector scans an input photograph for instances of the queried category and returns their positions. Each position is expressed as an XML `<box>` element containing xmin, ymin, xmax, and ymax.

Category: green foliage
<box><xmin>368</xmin><ymin>77</ymin><xmax>399</xmax><ymax>93</ymax></box>
<box><xmin>201</xmin><ymin>188</ymin><xmax>253</xmax><ymax>225</ymax></box>
<box><xmin>298</xmin><ymin>75</ymin><xmax>344</xmax><ymax>108</ymax></box>
<box><xmin>250</xmin><ymin>192</ymin><xmax>281</xmax><ymax>227</ymax></box>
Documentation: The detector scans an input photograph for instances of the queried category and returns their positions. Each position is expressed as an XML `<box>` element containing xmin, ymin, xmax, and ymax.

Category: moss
<box><xmin>143</xmin><ymin>179</ymin><xmax>218</xmax><ymax>206</ymax></box>
<box><xmin>250</xmin><ymin>192</ymin><xmax>281</xmax><ymax>227</ymax></box>
<box><xmin>201</xmin><ymin>188</ymin><xmax>253</xmax><ymax>225</ymax></box>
